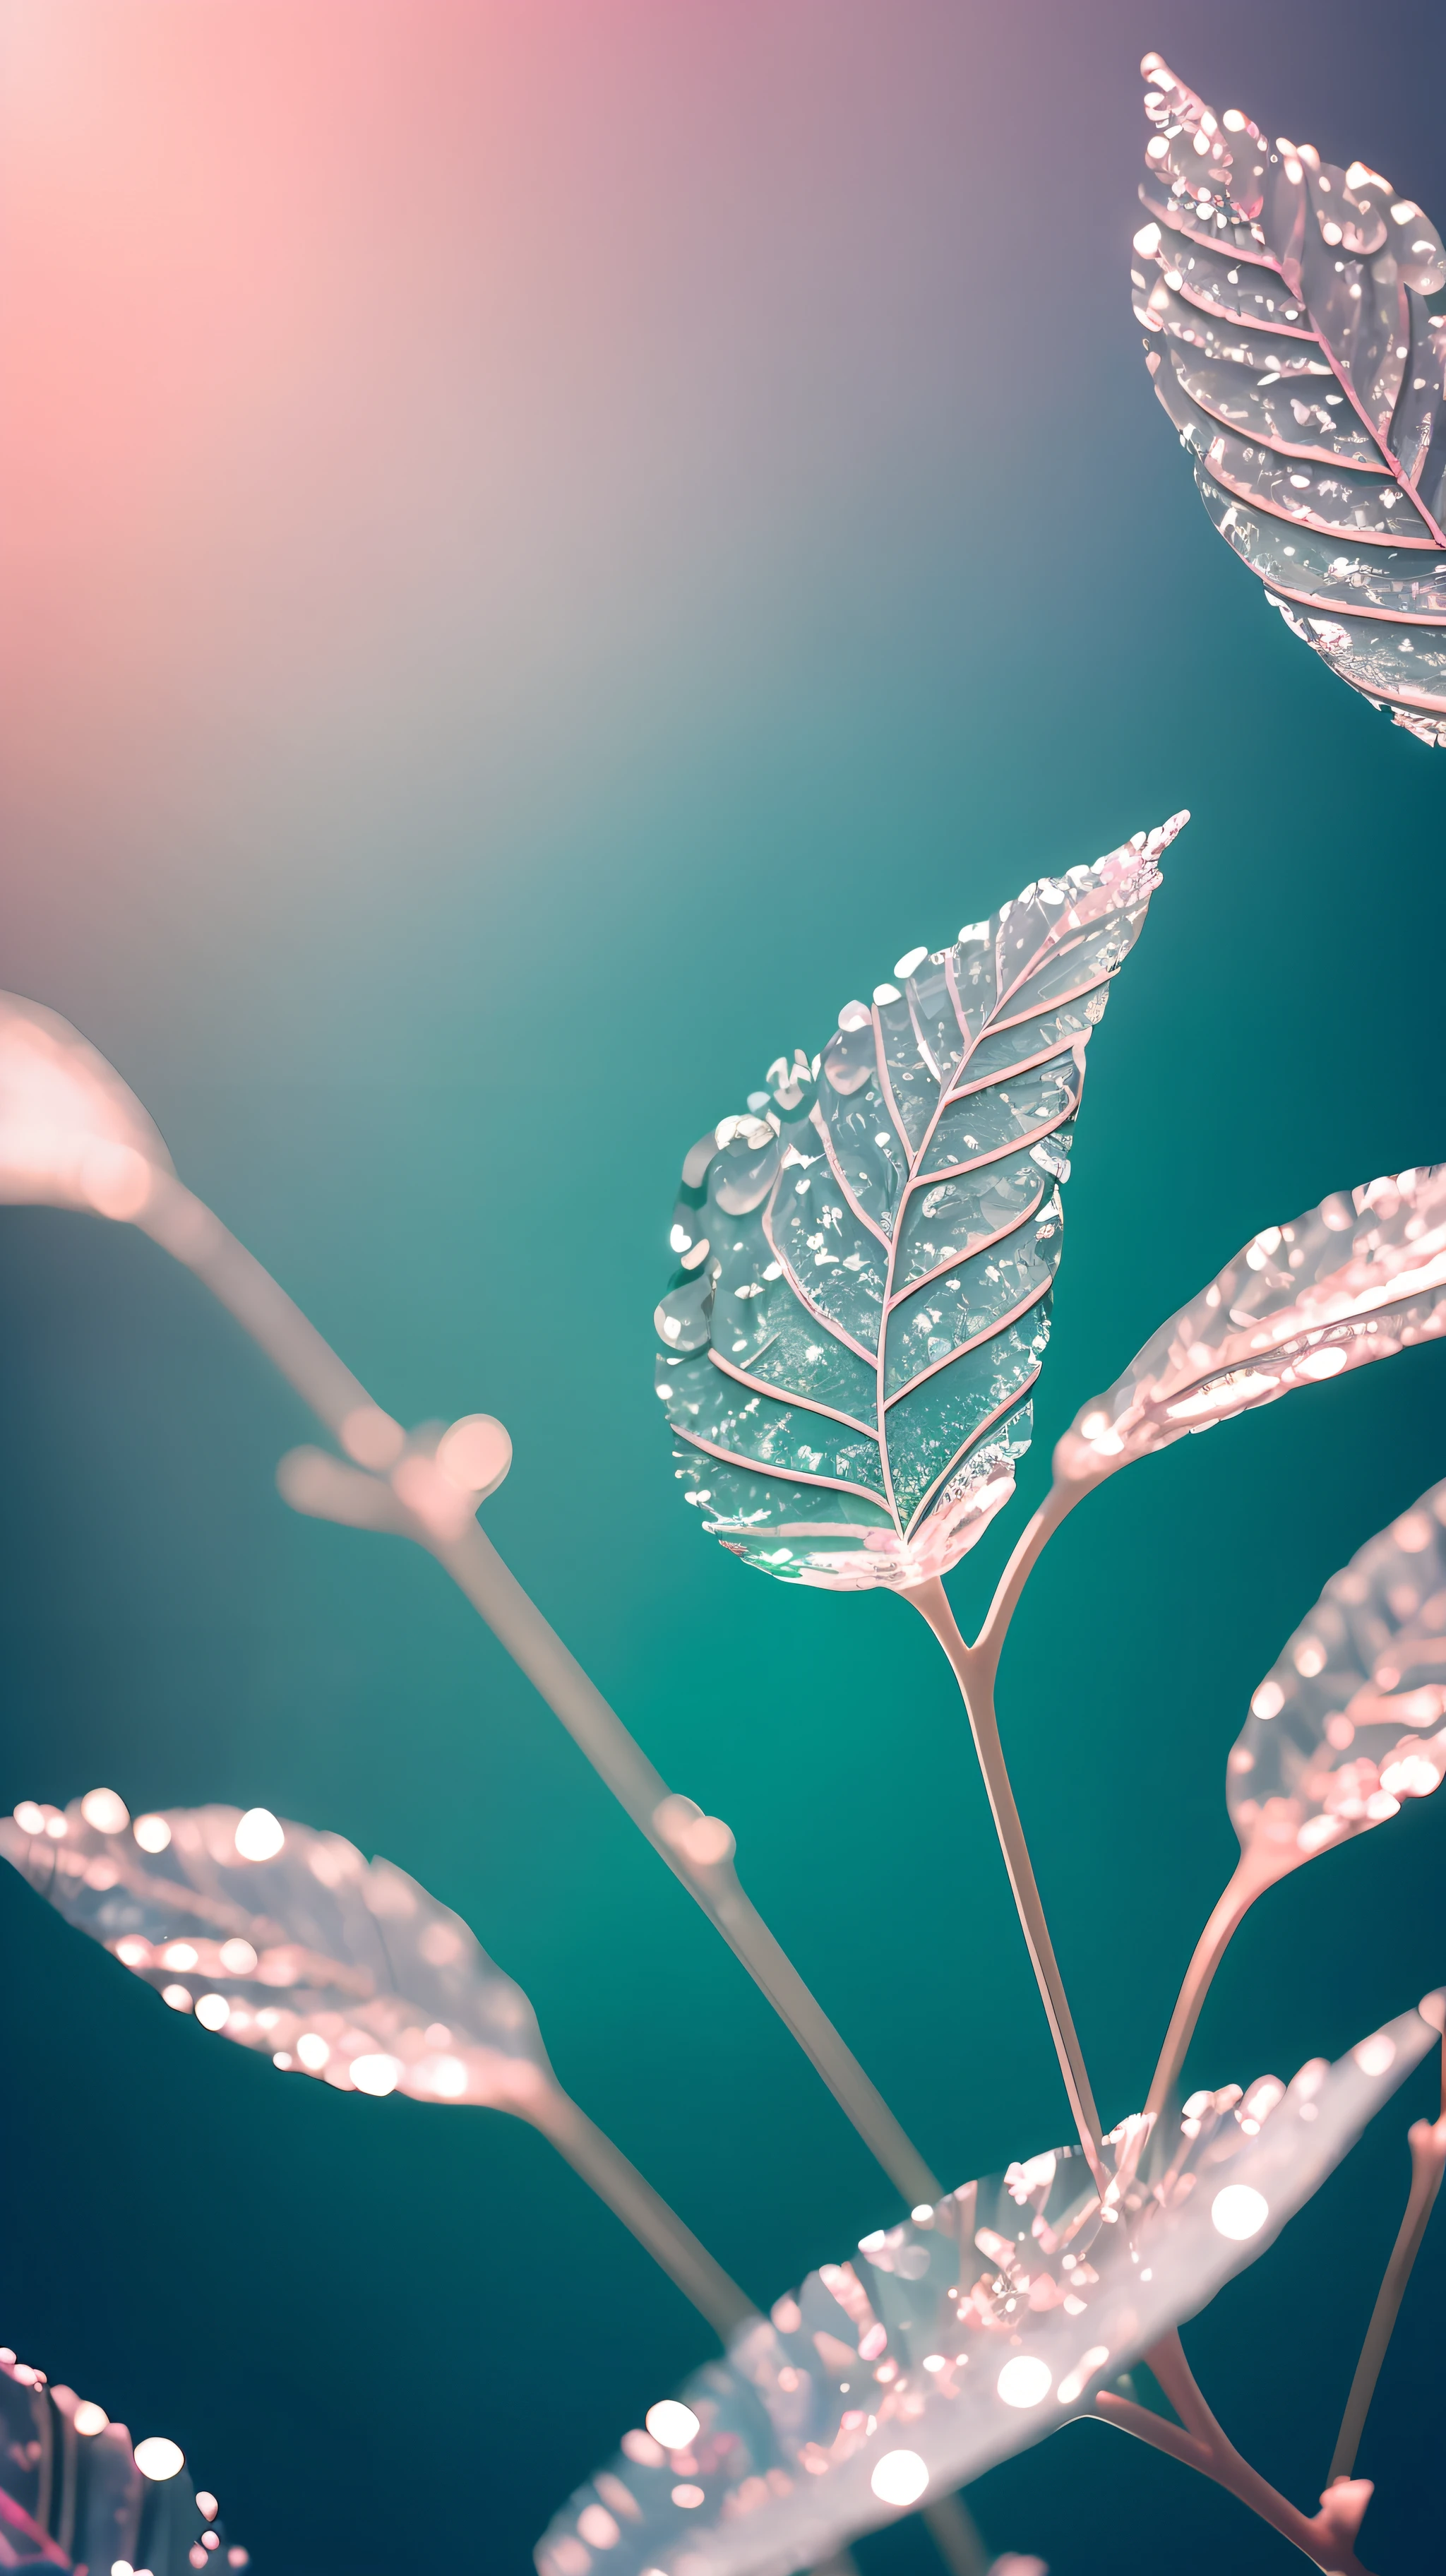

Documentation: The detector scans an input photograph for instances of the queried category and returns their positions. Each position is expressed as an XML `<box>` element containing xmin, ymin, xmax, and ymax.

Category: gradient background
<box><xmin>1</xmin><ymin>5</ymin><xmax>1442</xmax><ymax>2570</ymax></box>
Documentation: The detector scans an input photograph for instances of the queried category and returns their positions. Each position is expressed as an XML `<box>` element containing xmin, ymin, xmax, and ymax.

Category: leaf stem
<box><xmin>527</xmin><ymin>2082</ymin><xmax>758</xmax><ymax>2342</ymax></box>
<box><xmin>969</xmin><ymin>1477</ymin><xmax>1092</xmax><ymax>1687</ymax></box>
<box><xmin>1328</xmin><ymin>2085</ymin><xmax>1446</xmax><ymax>2483</ymax></box>
<box><xmin>1143</xmin><ymin>1848</ymin><xmax>1282</xmax><ymax>2125</ymax></box>
<box><xmin>919</xmin><ymin>2493</ymin><xmax>988</xmax><ymax>2575</ymax></box>
<box><xmin>909</xmin><ymin>1577</ymin><xmax>1104</xmax><ymax>2180</ymax></box>
<box><xmin>136</xmin><ymin>1173</ymin><xmax>940</xmax><ymax>2209</ymax></box>
<box><xmin>1098</xmin><ymin>2330</ymin><xmax>1371</xmax><ymax>2574</ymax></box>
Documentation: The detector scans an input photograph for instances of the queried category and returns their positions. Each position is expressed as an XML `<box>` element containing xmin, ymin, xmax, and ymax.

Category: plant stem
<box><xmin>920</xmin><ymin>2493</ymin><xmax>988</xmax><ymax>2575</ymax></box>
<box><xmin>429</xmin><ymin>1518</ymin><xmax>939</xmax><ymax>2206</ymax></box>
<box><xmin>969</xmin><ymin>1478</ymin><xmax>1091</xmax><ymax>1686</ymax></box>
<box><xmin>1097</xmin><ymin>2331</ymin><xmax>1370</xmax><ymax>2574</ymax></box>
<box><xmin>1328</xmin><ymin>2100</ymin><xmax>1446</xmax><ymax>2483</ymax></box>
<box><xmin>527</xmin><ymin>2082</ymin><xmax>758</xmax><ymax>2342</ymax></box>
<box><xmin>909</xmin><ymin>1577</ymin><xmax>1104</xmax><ymax>2180</ymax></box>
<box><xmin>135</xmin><ymin>1173</ymin><xmax>940</xmax><ymax>2209</ymax></box>
<box><xmin>1143</xmin><ymin>1847</ymin><xmax>1283</xmax><ymax>2125</ymax></box>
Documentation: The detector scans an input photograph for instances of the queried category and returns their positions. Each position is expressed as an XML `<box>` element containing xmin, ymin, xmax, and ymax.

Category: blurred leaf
<box><xmin>536</xmin><ymin>2000</ymin><xmax>1438</xmax><ymax>2576</ymax></box>
<box><xmin>0</xmin><ymin>2343</ymin><xmax>241</xmax><ymax>2575</ymax></box>
<box><xmin>657</xmin><ymin>814</ymin><xmax>1188</xmax><ymax>1591</ymax></box>
<box><xmin>1058</xmin><ymin>1167</ymin><xmax>1446</xmax><ymax>1481</ymax></box>
<box><xmin>0</xmin><ymin>1795</ymin><xmax>550</xmax><ymax>2116</ymax></box>
<box><xmin>1131</xmin><ymin>55</ymin><xmax>1446</xmax><ymax>748</ymax></box>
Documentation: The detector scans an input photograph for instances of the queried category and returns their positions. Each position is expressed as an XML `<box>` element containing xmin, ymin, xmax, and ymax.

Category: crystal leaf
<box><xmin>0</xmin><ymin>1796</ymin><xmax>551</xmax><ymax>2114</ymax></box>
<box><xmin>1230</xmin><ymin>1477</ymin><xmax>1446</xmax><ymax>1882</ymax></box>
<box><xmin>0</xmin><ymin>991</ymin><xmax>173</xmax><ymax>1221</ymax></box>
<box><xmin>1057</xmin><ymin>1167</ymin><xmax>1446</xmax><ymax>1482</ymax></box>
<box><xmin>658</xmin><ymin>815</ymin><xmax>1189</xmax><ymax>1590</ymax></box>
<box><xmin>1132</xmin><ymin>55</ymin><xmax>1446</xmax><ymax>746</ymax></box>
<box><xmin>0</xmin><ymin>2342</ymin><xmax>245</xmax><ymax>2575</ymax></box>
<box><xmin>535</xmin><ymin>2001</ymin><xmax>1437</xmax><ymax>2576</ymax></box>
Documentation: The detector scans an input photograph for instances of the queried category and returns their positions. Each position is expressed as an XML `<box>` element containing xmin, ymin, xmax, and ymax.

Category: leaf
<box><xmin>0</xmin><ymin>1794</ymin><xmax>551</xmax><ymax>2115</ymax></box>
<box><xmin>1132</xmin><ymin>54</ymin><xmax>1446</xmax><ymax>747</ymax></box>
<box><xmin>0</xmin><ymin>2344</ymin><xmax>244</xmax><ymax>2575</ymax></box>
<box><xmin>657</xmin><ymin>815</ymin><xmax>1189</xmax><ymax>1590</ymax></box>
<box><xmin>1230</xmin><ymin>1477</ymin><xmax>1446</xmax><ymax>1885</ymax></box>
<box><xmin>534</xmin><ymin>2000</ymin><xmax>1438</xmax><ymax>2576</ymax></box>
<box><xmin>1057</xmin><ymin>1166</ymin><xmax>1446</xmax><ymax>1483</ymax></box>
<box><xmin>0</xmin><ymin>991</ymin><xmax>172</xmax><ymax>1222</ymax></box>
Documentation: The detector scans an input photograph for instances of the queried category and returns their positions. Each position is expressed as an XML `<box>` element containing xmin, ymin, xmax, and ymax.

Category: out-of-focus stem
<box><xmin>1328</xmin><ymin>2102</ymin><xmax>1446</xmax><ymax>2483</ymax></box>
<box><xmin>141</xmin><ymin>1178</ymin><xmax>378</xmax><ymax>1437</ymax></box>
<box><xmin>1143</xmin><ymin>1847</ymin><xmax>1283</xmax><ymax>2125</ymax></box>
<box><xmin>920</xmin><ymin>2492</ymin><xmax>988</xmax><ymax>2575</ymax></box>
<box><xmin>138</xmin><ymin>1171</ymin><xmax>940</xmax><ymax>2209</ymax></box>
<box><xmin>434</xmin><ymin>1520</ymin><xmax>938</xmax><ymax>2207</ymax></box>
<box><xmin>527</xmin><ymin>2083</ymin><xmax>758</xmax><ymax>2343</ymax></box>
<box><xmin>910</xmin><ymin>1578</ymin><xmax>1104</xmax><ymax>2181</ymax></box>
<box><xmin>1097</xmin><ymin>2330</ymin><xmax>1370</xmax><ymax>2575</ymax></box>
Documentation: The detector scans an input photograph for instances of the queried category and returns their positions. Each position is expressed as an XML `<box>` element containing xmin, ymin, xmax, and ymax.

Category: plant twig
<box><xmin>1143</xmin><ymin>1845</ymin><xmax>1285</xmax><ymax>2125</ymax></box>
<box><xmin>909</xmin><ymin>1577</ymin><xmax>1104</xmax><ymax>2180</ymax></box>
<box><xmin>1097</xmin><ymin>2330</ymin><xmax>1373</xmax><ymax>2574</ymax></box>
<box><xmin>526</xmin><ymin>2082</ymin><xmax>758</xmax><ymax>2342</ymax></box>
<box><xmin>920</xmin><ymin>2492</ymin><xmax>989</xmax><ymax>2575</ymax></box>
<box><xmin>968</xmin><ymin>1477</ymin><xmax>1092</xmax><ymax>1687</ymax></box>
<box><xmin>132</xmin><ymin>1171</ymin><xmax>940</xmax><ymax>2209</ymax></box>
<box><xmin>1328</xmin><ymin>2094</ymin><xmax>1446</xmax><ymax>2483</ymax></box>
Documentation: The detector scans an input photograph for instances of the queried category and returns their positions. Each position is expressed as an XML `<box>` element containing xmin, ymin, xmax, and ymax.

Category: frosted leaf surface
<box><xmin>1058</xmin><ymin>1166</ymin><xmax>1446</xmax><ymax>1482</ymax></box>
<box><xmin>0</xmin><ymin>1798</ymin><xmax>551</xmax><ymax>2113</ymax></box>
<box><xmin>1133</xmin><ymin>54</ymin><xmax>1446</xmax><ymax>745</ymax></box>
<box><xmin>0</xmin><ymin>2343</ymin><xmax>244</xmax><ymax>2575</ymax></box>
<box><xmin>0</xmin><ymin>992</ymin><xmax>173</xmax><ymax>1220</ymax></box>
<box><xmin>536</xmin><ymin>2003</ymin><xmax>1435</xmax><ymax>2576</ymax></box>
<box><xmin>657</xmin><ymin>816</ymin><xmax>1188</xmax><ymax>1589</ymax></box>
<box><xmin>1230</xmin><ymin>1477</ymin><xmax>1446</xmax><ymax>1877</ymax></box>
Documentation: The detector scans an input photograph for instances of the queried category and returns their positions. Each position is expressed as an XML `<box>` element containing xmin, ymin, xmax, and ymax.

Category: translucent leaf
<box><xmin>0</xmin><ymin>2342</ymin><xmax>245</xmax><ymax>2575</ymax></box>
<box><xmin>659</xmin><ymin>815</ymin><xmax>1189</xmax><ymax>1590</ymax></box>
<box><xmin>1230</xmin><ymin>1477</ymin><xmax>1446</xmax><ymax>1880</ymax></box>
<box><xmin>0</xmin><ymin>991</ymin><xmax>173</xmax><ymax>1221</ymax></box>
<box><xmin>534</xmin><ymin>2000</ymin><xmax>1437</xmax><ymax>2576</ymax></box>
<box><xmin>1133</xmin><ymin>55</ymin><xmax>1446</xmax><ymax>748</ymax></box>
<box><xmin>1058</xmin><ymin>1167</ymin><xmax>1446</xmax><ymax>1481</ymax></box>
<box><xmin>0</xmin><ymin>1796</ymin><xmax>551</xmax><ymax>2113</ymax></box>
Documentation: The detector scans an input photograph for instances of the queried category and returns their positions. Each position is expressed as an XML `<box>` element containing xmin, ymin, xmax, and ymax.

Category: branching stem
<box><xmin>1098</xmin><ymin>2331</ymin><xmax>1372</xmax><ymax>2573</ymax></box>
<box><xmin>134</xmin><ymin>1171</ymin><xmax>940</xmax><ymax>2208</ymax></box>
<box><xmin>909</xmin><ymin>1570</ymin><xmax>1104</xmax><ymax>2180</ymax></box>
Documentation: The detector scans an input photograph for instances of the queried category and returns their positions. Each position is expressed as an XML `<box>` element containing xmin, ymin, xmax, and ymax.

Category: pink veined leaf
<box><xmin>0</xmin><ymin>2345</ymin><xmax>245</xmax><ymax>2575</ymax></box>
<box><xmin>1056</xmin><ymin>1166</ymin><xmax>1446</xmax><ymax>1484</ymax></box>
<box><xmin>535</xmin><ymin>2000</ymin><xmax>1440</xmax><ymax>2576</ymax></box>
<box><xmin>1230</xmin><ymin>1477</ymin><xmax>1446</xmax><ymax>1885</ymax></box>
<box><xmin>0</xmin><ymin>1796</ymin><xmax>553</xmax><ymax>2116</ymax></box>
<box><xmin>1131</xmin><ymin>54</ymin><xmax>1446</xmax><ymax>748</ymax></box>
<box><xmin>657</xmin><ymin>814</ymin><xmax>1189</xmax><ymax>1591</ymax></box>
<box><xmin>0</xmin><ymin>992</ymin><xmax>174</xmax><ymax>1222</ymax></box>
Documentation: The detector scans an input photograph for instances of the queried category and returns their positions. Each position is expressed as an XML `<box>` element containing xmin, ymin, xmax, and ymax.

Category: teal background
<box><xmin>0</xmin><ymin>4</ymin><xmax>1442</xmax><ymax>2570</ymax></box>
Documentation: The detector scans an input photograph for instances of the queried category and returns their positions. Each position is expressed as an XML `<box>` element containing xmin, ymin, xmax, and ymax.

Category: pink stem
<box><xmin>526</xmin><ymin>2082</ymin><xmax>757</xmax><ymax>2342</ymax></box>
<box><xmin>969</xmin><ymin>1476</ymin><xmax>1092</xmax><ymax>1686</ymax></box>
<box><xmin>1328</xmin><ymin>2099</ymin><xmax>1446</xmax><ymax>2483</ymax></box>
<box><xmin>1143</xmin><ymin>2332</ymin><xmax>1371</xmax><ymax>2574</ymax></box>
<box><xmin>135</xmin><ymin>1174</ymin><xmax>942</xmax><ymax>2210</ymax></box>
<box><xmin>920</xmin><ymin>2493</ymin><xmax>988</xmax><ymax>2575</ymax></box>
<box><xmin>1097</xmin><ymin>2331</ymin><xmax>1371</xmax><ymax>2572</ymax></box>
<box><xmin>1144</xmin><ymin>1847</ymin><xmax>1285</xmax><ymax>2125</ymax></box>
<box><xmin>909</xmin><ymin>1575</ymin><xmax>1104</xmax><ymax>2178</ymax></box>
